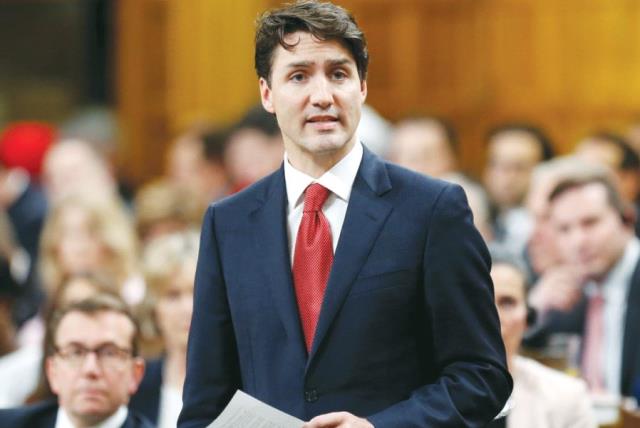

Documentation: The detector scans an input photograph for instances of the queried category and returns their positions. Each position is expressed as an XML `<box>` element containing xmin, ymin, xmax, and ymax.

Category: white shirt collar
<box><xmin>55</xmin><ymin>405</ymin><xmax>128</xmax><ymax>428</ymax></box>
<box><xmin>284</xmin><ymin>141</ymin><xmax>363</xmax><ymax>211</ymax></box>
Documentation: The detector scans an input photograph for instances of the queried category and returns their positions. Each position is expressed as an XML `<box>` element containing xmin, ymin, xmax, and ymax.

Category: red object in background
<box><xmin>0</xmin><ymin>122</ymin><xmax>56</xmax><ymax>179</ymax></box>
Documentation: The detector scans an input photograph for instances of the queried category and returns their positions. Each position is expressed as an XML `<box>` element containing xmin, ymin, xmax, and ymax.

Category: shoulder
<box><xmin>514</xmin><ymin>356</ymin><xmax>589</xmax><ymax>403</ymax></box>
<box><xmin>205</xmin><ymin>168</ymin><xmax>283</xmax><ymax>217</ymax></box>
<box><xmin>370</xmin><ymin>153</ymin><xmax>465</xmax><ymax>211</ymax></box>
<box><xmin>123</xmin><ymin>409</ymin><xmax>156</xmax><ymax>428</ymax></box>
<box><xmin>0</xmin><ymin>400</ymin><xmax>58</xmax><ymax>428</ymax></box>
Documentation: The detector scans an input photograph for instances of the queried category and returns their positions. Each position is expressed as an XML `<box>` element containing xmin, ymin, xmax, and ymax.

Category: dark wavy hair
<box><xmin>255</xmin><ymin>0</ymin><xmax>369</xmax><ymax>85</ymax></box>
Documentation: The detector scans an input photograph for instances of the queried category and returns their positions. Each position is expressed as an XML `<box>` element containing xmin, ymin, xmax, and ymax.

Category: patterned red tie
<box><xmin>293</xmin><ymin>183</ymin><xmax>333</xmax><ymax>353</ymax></box>
<box><xmin>581</xmin><ymin>292</ymin><xmax>605</xmax><ymax>392</ymax></box>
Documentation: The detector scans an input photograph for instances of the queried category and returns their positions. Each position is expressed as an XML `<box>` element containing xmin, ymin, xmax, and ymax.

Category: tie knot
<box><xmin>303</xmin><ymin>183</ymin><xmax>330</xmax><ymax>212</ymax></box>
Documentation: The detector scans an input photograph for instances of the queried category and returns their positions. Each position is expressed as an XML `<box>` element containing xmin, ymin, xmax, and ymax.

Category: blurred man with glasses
<box><xmin>0</xmin><ymin>294</ymin><xmax>152</xmax><ymax>428</ymax></box>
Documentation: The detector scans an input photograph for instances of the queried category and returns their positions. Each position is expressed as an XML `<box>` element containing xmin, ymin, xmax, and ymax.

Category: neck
<box><xmin>164</xmin><ymin>348</ymin><xmax>187</xmax><ymax>390</ymax></box>
<box><xmin>286</xmin><ymin>140</ymin><xmax>356</xmax><ymax>178</ymax></box>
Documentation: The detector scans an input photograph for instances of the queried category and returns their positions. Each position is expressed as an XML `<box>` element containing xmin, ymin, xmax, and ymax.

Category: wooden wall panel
<box><xmin>117</xmin><ymin>0</ymin><xmax>640</xmax><ymax>184</ymax></box>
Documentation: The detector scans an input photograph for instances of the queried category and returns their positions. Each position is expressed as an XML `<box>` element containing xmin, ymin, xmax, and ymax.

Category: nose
<box><xmin>80</xmin><ymin>351</ymin><xmax>102</xmax><ymax>376</ymax></box>
<box><xmin>309</xmin><ymin>76</ymin><xmax>333</xmax><ymax>109</ymax></box>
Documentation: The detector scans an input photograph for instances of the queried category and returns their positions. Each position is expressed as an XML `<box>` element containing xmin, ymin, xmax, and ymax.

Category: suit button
<box><xmin>304</xmin><ymin>389</ymin><xmax>318</xmax><ymax>402</ymax></box>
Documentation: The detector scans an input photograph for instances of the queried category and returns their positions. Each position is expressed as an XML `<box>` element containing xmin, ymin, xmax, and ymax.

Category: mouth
<box><xmin>306</xmin><ymin>115</ymin><xmax>340</xmax><ymax>131</ymax></box>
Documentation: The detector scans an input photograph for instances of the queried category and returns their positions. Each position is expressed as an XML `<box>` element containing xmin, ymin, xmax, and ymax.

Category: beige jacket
<box><xmin>508</xmin><ymin>356</ymin><xmax>597</xmax><ymax>428</ymax></box>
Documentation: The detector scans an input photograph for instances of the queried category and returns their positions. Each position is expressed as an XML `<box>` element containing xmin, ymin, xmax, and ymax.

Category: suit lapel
<box><xmin>251</xmin><ymin>168</ymin><xmax>306</xmax><ymax>351</ymax></box>
<box><xmin>308</xmin><ymin>149</ymin><xmax>393</xmax><ymax>363</ymax></box>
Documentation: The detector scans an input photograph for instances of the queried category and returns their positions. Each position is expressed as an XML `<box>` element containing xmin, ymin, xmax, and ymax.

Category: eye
<box><xmin>331</xmin><ymin>69</ymin><xmax>348</xmax><ymax>80</ymax></box>
<box><xmin>289</xmin><ymin>72</ymin><xmax>306</xmax><ymax>82</ymax></box>
<box><xmin>98</xmin><ymin>345</ymin><xmax>121</xmax><ymax>358</ymax></box>
<box><xmin>68</xmin><ymin>346</ymin><xmax>87</xmax><ymax>359</ymax></box>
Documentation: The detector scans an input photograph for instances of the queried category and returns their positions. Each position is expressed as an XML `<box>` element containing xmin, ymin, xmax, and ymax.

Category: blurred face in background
<box><xmin>389</xmin><ymin>120</ymin><xmax>456</xmax><ymax>178</ymax></box>
<box><xmin>43</xmin><ymin>141</ymin><xmax>116</xmax><ymax>204</ymax></box>
<box><xmin>550</xmin><ymin>182</ymin><xmax>631</xmax><ymax>282</ymax></box>
<box><xmin>224</xmin><ymin>128</ymin><xmax>283</xmax><ymax>190</ymax></box>
<box><xmin>491</xmin><ymin>263</ymin><xmax>528</xmax><ymax>362</ymax></box>
<box><xmin>525</xmin><ymin>172</ymin><xmax>563</xmax><ymax>274</ymax></box>
<box><xmin>155</xmin><ymin>261</ymin><xmax>195</xmax><ymax>351</ymax></box>
<box><xmin>46</xmin><ymin>311</ymin><xmax>143</xmax><ymax>427</ymax></box>
<box><xmin>56</xmin><ymin>205</ymin><xmax>106</xmax><ymax>276</ymax></box>
<box><xmin>484</xmin><ymin>131</ymin><xmax>543</xmax><ymax>210</ymax></box>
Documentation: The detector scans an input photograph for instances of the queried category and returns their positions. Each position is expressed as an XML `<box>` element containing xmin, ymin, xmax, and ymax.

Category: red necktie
<box><xmin>293</xmin><ymin>183</ymin><xmax>333</xmax><ymax>353</ymax></box>
<box><xmin>581</xmin><ymin>292</ymin><xmax>605</xmax><ymax>392</ymax></box>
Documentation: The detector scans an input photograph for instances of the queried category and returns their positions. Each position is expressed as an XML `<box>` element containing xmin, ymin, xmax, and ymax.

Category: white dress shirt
<box><xmin>585</xmin><ymin>237</ymin><xmax>640</xmax><ymax>395</ymax></box>
<box><xmin>284</xmin><ymin>142</ymin><xmax>363</xmax><ymax>264</ymax></box>
<box><xmin>157</xmin><ymin>384</ymin><xmax>183</xmax><ymax>428</ymax></box>
<box><xmin>55</xmin><ymin>405</ymin><xmax>127</xmax><ymax>428</ymax></box>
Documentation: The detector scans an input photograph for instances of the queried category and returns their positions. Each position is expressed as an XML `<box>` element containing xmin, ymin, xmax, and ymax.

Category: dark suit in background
<box><xmin>0</xmin><ymin>400</ymin><xmax>153</xmax><ymax>428</ymax></box>
<box><xmin>179</xmin><ymin>148</ymin><xmax>511</xmax><ymax>427</ymax></box>
<box><xmin>525</xmin><ymin>258</ymin><xmax>640</xmax><ymax>396</ymax></box>
<box><xmin>129</xmin><ymin>358</ymin><xmax>163</xmax><ymax>424</ymax></box>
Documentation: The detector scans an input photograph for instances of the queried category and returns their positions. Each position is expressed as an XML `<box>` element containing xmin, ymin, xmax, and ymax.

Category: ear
<box><xmin>127</xmin><ymin>357</ymin><xmax>146</xmax><ymax>395</ymax></box>
<box><xmin>45</xmin><ymin>357</ymin><xmax>60</xmax><ymax>395</ymax></box>
<box><xmin>259</xmin><ymin>78</ymin><xmax>275</xmax><ymax>114</ymax></box>
<box><xmin>360</xmin><ymin>79</ymin><xmax>368</xmax><ymax>103</ymax></box>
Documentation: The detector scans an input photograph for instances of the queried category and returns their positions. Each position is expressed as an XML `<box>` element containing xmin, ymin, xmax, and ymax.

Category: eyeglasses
<box><xmin>54</xmin><ymin>343</ymin><xmax>133</xmax><ymax>369</ymax></box>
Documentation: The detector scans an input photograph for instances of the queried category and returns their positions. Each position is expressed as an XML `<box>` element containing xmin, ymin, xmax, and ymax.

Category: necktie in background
<box><xmin>581</xmin><ymin>292</ymin><xmax>605</xmax><ymax>392</ymax></box>
<box><xmin>293</xmin><ymin>183</ymin><xmax>333</xmax><ymax>353</ymax></box>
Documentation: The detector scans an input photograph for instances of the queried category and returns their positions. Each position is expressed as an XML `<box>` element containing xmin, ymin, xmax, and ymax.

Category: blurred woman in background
<box><xmin>129</xmin><ymin>230</ymin><xmax>198</xmax><ymax>428</ymax></box>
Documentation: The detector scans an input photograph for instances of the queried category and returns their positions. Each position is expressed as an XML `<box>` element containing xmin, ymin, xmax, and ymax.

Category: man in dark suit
<box><xmin>179</xmin><ymin>2</ymin><xmax>511</xmax><ymax>427</ymax></box>
<box><xmin>0</xmin><ymin>295</ymin><xmax>152</xmax><ymax>428</ymax></box>
<box><xmin>525</xmin><ymin>171</ymin><xmax>640</xmax><ymax>397</ymax></box>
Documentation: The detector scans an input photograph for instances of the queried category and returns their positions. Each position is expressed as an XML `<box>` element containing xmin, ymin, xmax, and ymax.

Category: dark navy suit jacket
<box><xmin>0</xmin><ymin>400</ymin><xmax>154</xmax><ymax>428</ymax></box>
<box><xmin>525</xmin><ymin>255</ymin><xmax>640</xmax><ymax>396</ymax></box>
<box><xmin>129</xmin><ymin>358</ymin><xmax>164</xmax><ymax>424</ymax></box>
<box><xmin>178</xmin><ymin>147</ymin><xmax>512</xmax><ymax>427</ymax></box>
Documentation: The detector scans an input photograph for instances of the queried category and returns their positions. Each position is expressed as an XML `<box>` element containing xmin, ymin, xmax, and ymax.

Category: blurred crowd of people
<box><xmin>1</xmin><ymin>103</ymin><xmax>640</xmax><ymax>427</ymax></box>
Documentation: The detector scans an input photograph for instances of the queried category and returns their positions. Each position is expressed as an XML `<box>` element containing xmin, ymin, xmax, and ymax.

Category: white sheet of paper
<box><xmin>207</xmin><ymin>390</ymin><xmax>305</xmax><ymax>428</ymax></box>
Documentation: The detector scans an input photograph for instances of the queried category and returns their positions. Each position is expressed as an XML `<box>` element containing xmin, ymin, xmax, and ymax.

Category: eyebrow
<box><xmin>286</xmin><ymin>58</ymin><xmax>353</xmax><ymax>69</ymax></box>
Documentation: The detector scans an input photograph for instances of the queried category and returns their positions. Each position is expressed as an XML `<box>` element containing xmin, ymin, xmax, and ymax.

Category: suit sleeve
<box><xmin>368</xmin><ymin>183</ymin><xmax>513</xmax><ymax>427</ymax></box>
<box><xmin>178</xmin><ymin>206</ymin><xmax>242</xmax><ymax>428</ymax></box>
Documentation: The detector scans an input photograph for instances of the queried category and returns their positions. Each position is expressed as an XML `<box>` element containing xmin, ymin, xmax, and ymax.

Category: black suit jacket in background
<box><xmin>0</xmin><ymin>400</ymin><xmax>154</xmax><ymax>428</ymax></box>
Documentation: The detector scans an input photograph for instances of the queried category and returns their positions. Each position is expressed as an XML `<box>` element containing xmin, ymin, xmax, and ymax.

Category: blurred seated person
<box><xmin>0</xmin><ymin>217</ymin><xmax>42</xmax><ymax>408</ymax></box>
<box><xmin>388</xmin><ymin>115</ymin><xmax>459</xmax><ymax>179</ymax></box>
<box><xmin>490</xmin><ymin>249</ymin><xmax>596</xmax><ymax>428</ymax></box>
<box><xmin>389</xmin><ymin>115</ymin><xmax>492</xmax><ymax>241</ymax></box>
<box><xmin>24</xmin><ymin>273</ymin><xmax>124</xmax><ymax>406</ymax></box>
<box><xmin>525</xmin><ymin>170</ymin><xmax>640</xmax><ymax>397</ymax></box>
<box><xmin>573</xmin><ymin>132</ymin><xmax>640</xmax><ymax>236</ymax></box>
<box><xmin>39</xmin><ymin>195</ymin><xmax>142</xmax><ymax>305</ymax></box>
<box><xmin>0</xmin><ymin>122</ymin><xmax>53</xmax><ymax>326</ymax></box>
<box><xmin>523</xmin><ymin>157</ymin><xmax>600</xmax><ymax>305</ymax></box>
<box><xmin>129</xmin><ymin>231</ymin><xmax>198</xmax><ymax>427</ymax></box>
<box><xmin>166</xmin><ymin>124</ymin><xmax>230</xmax><ymax>212</ymax></box>
<box><xmin>18</xmin><ymin>196</ymin><xmax>142</xmax><ymax>348</ymax></box>
<box><xmin>223</xmin><ymin>104</ymin><xmax>284</xmax><ymax>193</ymax></box>
<box><xmin>60</xmin><ymin>106</ymin><xmax>136</xmax><ymax>205</ymax></box>
<box><xmin>134</xmin><ymin>179</ymin><xmax>202</xmax><ymax>245</ymax></box>
<box><xmin>42</xmin><ymin>139</ymin><xmax>119</xmax><ymax>206</ymax></box>
<box><xmin>483</xmin><ymin>123</ymin><xmax>555</xmax><ymax>255</ymax></box>
<box><xmin>0</xmin><ymin>294</ymin><xmax>151</xmax><ymax>427</ymax></box>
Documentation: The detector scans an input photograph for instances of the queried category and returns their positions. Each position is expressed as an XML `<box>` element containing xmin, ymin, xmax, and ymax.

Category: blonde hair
<box><xmin>39</xmin><ymin>195</ymin><xmax>139</xmax><ymax>296</ymax></box>
<box><xmin>142</xmin><ymin>230</ymin><xmax>199</xmax><ymax>302</ymax></box>
<box><xmin>134</xmin><ymin>178</ymin><xmax>202</xmax><ymax>241</ymax></box>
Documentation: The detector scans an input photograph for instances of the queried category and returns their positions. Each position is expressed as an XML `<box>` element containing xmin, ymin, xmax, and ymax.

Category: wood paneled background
<box><xmin>117</xmin><ymin>0</ymin><xmax>640</xmax><ymax>184</ymax></box>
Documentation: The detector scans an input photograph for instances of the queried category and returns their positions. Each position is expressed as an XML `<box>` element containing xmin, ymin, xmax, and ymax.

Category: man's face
<box><xmin>46</xmin><ymin>311</ymin><xmax>144</xmax><ymax>426</ymax></box>
<box><xmin>484</xmin><ymin>131</ymin><xmax>543</xmax><ymax>209</ymax></box>
<box><xmin>550</xmin><ymin>183</ymin><xmax>631</xmax><ymax>281</ymax></box>
<box><xmin>259</xmin><ymin>31</ymin><xmax>367</xmax><ymax>172</ymax></box>
<box><xmin>389</xmin><ymin>121</ymin><xmax>455</xmax><ymax>178</ymax></box>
